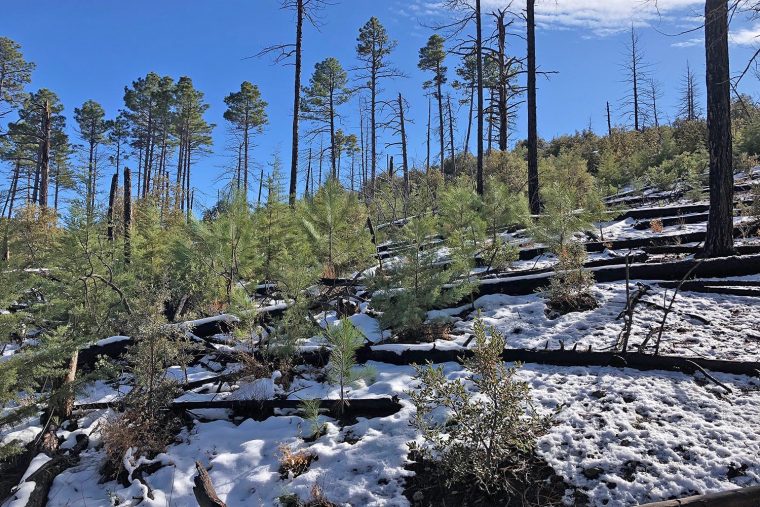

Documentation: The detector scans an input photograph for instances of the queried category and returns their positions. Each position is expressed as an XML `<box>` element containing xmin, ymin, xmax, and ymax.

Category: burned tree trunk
<box><xmin>38</xmin><ymin>100</ymin><xmax>51</xmax><ymax>209</ymax></box>
<box><xmin>526</xmin><ymin>0</ymin><xmax>540</xmax><ymax>214</ymax></box>
<box><xmin>107</xmin><ymin>172</ymin><xmax>118</xmax><ymax>242</ymax></box>
<box><xmin>399</xmin><ymin>93</ymin><xmax>410</xmax><ymax>209</ymax></box>
<box><xmin>289</xmin><ymin>0</ymin><xmax>304</xmax><ymax>206</ymax></box>
<box><xmin>447</xmin><ymin>94</ymin><xmax>456</xmax><ymax>177</ymax></box>
<box><xmin>702</xmin><ymin>0</ymin><xmax>735</xmax><ymax>258</ymax></box>
<box><xmin>607</xmin><ymin>101</ymin><xmax>612</xmax><ymax>136</ymax></box>
<box><xmin>475</xmin><ymin>0</ymin><xmax>484</xmax><ymax>195</ymax></box>
<box><xmin>124</xmin><ymin>167</ymin><xmax>132</xmax><ymax>264</ymax></box>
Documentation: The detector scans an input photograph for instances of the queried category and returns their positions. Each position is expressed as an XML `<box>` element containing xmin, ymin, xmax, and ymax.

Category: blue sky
<box><xmin>3</xmin><ymin>0</ymin><xmax>760</xmax><ymax>209</ymax></box>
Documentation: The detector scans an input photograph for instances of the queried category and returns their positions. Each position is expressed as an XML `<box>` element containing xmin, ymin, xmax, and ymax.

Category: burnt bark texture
<box><xmin>702</xmin><ymin>0</ymin><xmax>735</xmax><ymax>258</ymax></box>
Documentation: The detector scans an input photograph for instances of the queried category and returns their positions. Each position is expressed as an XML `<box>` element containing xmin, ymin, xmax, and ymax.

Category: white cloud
<box><xmin>732</xmin><ymin>23</ymin><xmax>760</xmax><ymax>46</ymax></box>
<box><xmin>672</xmin><ymin>37</ymin><xmax>703</xmax><ymax>48</ymax></box>
<box><xmin>413</xmin><ymin>0</ymin><xmax>705</xmax><ymax>36</ymax></box>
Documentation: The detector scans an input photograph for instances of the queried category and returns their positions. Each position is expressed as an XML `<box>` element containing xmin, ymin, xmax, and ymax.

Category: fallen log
<box><xmin>76</xmin><ymin>336</ymin><xmax>134</xmax><ymax>372</ymax></box>
<box><xmin>612</xmin><ymin>203</ymin><xmax>710</xmax><ymax>221</ymax></box>
<box><xmin>478</xmin><ymin>252</ymin><xmax>649</xmax><ymax>280</ymax></box>
<box><xmin>171</xmin><ymin>397</ymin><xmax>402</xmax><ymax>421</ymax></box>
<box><xmin>178</xmin><ymin>314</ymin><xmax>239</xmax><ymax>339</ymax></box>
<box><xmin>12</xmin><ymin>434</ymin><xmax>89</xmax><ymax>507</ymax></box>
<box><xmin>354</xmin><ymin>346</ymin><xmax>760</xmax><ymax>377</ymax></box>
<box><xmin>193</xmin><ymin>461</ymin><xmax>227</xmax><ymax>507</ymax></box>
<box><xmin>639</xmin><ymin>485</ymin><xmax>760</xmax><ymax>507</ymax></box>
<box><xmin>633</xmin><ymin>212</ymin><xmax>710</xmax><ymax>230</ymax></box>
<box><xmin>643</xmin><ymin>244</ymin><xmax>760</xmax><ymax>256</ymax></box>
<box><xmin>656</xmin><ymin>280</ymin><xmax>760</xmax><ymax>297</ymax></box>
<box><xmin>467</xmin><ymin>254</ymin><xmax>760</xmax><ymax>299</ymax></box>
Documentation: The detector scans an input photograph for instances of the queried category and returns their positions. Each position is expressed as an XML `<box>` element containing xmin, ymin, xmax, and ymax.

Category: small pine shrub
<box><xmin>371</xmin><ymin>215</ymin><xmax>472</xmax><ymax>334</ymax></box>
<box><xmin>407</xmin><ymin>319</ymin><xmax>553</xmax><ymax>495</ymax></box>
<box><xmin>545</xmin><ymin>242</ymin><xmax>597</xmax><ymax>315</ymax></box>
<box><xmin>300</xmin><ymin>399</ymin><xmax>326</xmax><ymax>439</ymax></box>
<box><xmin>324</xmin><ymin>319</ymin><xmax>375</xmax><ymax>411</ymax></box>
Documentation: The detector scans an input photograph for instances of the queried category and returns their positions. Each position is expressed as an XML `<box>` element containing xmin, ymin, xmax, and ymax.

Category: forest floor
<box><xmin>3</xmin><ymin>170</ymin><xmax>760</xmax><ymax>507</ymax></box>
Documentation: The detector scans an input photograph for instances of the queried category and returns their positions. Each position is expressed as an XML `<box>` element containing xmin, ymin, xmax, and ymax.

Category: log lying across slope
<box><xmin>639</xmin><ymin>485</ymin><xmax>760</xmax><ymax>507</ymax></box>
<box><xmin>518</xmin><ymin>223</ymin><xmax>756</xmax><ymax>261</ymax></box>
<box><xmin>173</xmin><ymin>397</ymin><xmax>402</xmax><ymax>420</ymax></box>
<box><xmin>469</xmin><ymin>253</ymin><xmax>760</xmax><ymax>299</ymax></box>
<box><xmin>354</xmin><ymin>346</ymin><xmax>760</xmax><ymax>377</ymax></box>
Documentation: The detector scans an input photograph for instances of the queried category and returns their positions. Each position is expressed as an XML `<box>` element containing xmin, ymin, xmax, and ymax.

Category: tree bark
<box><xmin>497</xmin><ymin>11</ymin><xmax>509</xmax><ymax>152</ymax></box>
<box><xmin>289</xmin><ymin>0</ymin><xmax>304</xmax><ymax>206</ymax></box>
<box><xmin>124</xmin><ymin>167</ymin><xmax>132</xmax><ymax>264</ymax></box>
<box><xmin>3</xmin><ymin>158</ymin><xmax>19</xmax><ymax>262</ymax></box>
<box><xmin>107</xmin><ymin>172</ymin><xmax>118</xmax><ymax>242</ymax></box>
<box><xmin>426</xmin><ymin>96</ymin><xmax>431</xmax><ymax>174</ymax></box>
<box><xmin>447</xmin><ymin>94</ymin><xmax>456</xmax><ymax>177</ymax></box>
<box><xmin>606</xmin><ymin>101</ymin><xmax>612</xmax><ymax>136</ymax></box>
<box><xmin>193</xmin><ymin>461</ymin><xmax>227</xmax><ymax>507</ymax></box>
<box><xmin>475</xmin><ymin>0</ymin><xmax>484</xmax><ymax>195</ymax></box>
<box><xmin>527</xmin><ymin>0</ymin><xmax>540</xmax><ymax>214</ymax></box>
<box><xmin>436</xmin><ymin>67</ymin><xmax>445</xmax><ymax>176</ymax></box>
<box><xmin>631</xmin><ymin>27</ymin><xmax>640</xmax><ymax>132</ymax></box>
<box><xmin>702</xmin><ymin>0</ymin><xmax>734</xmax><ymax>258</ymax></box>
<box><xmin>243</xmin><ymin>109</ymin><xmax>249</xmax><ymax>201</ymax></box>
<box><xmin>370</xmin><ymin>64</ymin><xmax>377</xmax><ymax>192</ymax></box>
<box><xmin>399</xmin><ymin>93</ymin><xmax>409</xmax><ymax>211</ymax></box>
<box><xmin>38</xmin><ymin>100</ymin><xmax>51</xmax><ymax>209</ymax></box>
<box><xmin>330</xmin><ymin>89</ymin><xmax>336</xmax><ymax>179</ymax></box>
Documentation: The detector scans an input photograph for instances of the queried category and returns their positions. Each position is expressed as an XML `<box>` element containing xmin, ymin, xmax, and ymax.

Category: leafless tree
<box><xmin>621</xmin><ymin>26</ymin><xmax>650</xmax><ymax>132</ymax></box>
<box><xmin>256</xmin><ymin>0</ymin><xmax>332</xmax><ymax>206</ymax></box>
<box><xmin>677</xmin><ymin>61</ymin><xmax>702</xmax><ymax>120</ymax></box>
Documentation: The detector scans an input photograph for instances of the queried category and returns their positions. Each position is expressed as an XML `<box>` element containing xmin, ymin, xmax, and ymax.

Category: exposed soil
<box><xmin>403</xmin><ymin>449</ymin><xmax>584</xmax><ymax>507</ymax></box>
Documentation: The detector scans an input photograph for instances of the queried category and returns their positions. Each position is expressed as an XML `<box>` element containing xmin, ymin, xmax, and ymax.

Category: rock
<box><xmin>583</xmin><ymin>466</ymin><xmax>604</xmax><ymax>480</ymax></box>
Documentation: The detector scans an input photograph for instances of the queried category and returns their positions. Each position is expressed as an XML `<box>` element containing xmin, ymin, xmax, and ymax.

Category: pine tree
<box><xmin>356</xmin><ymin>17</ymin><xmax>400</xmax><ymax>191</ymax></box>
<box><xmin>481</xmin><ymin>180</ymin><xmax>527</xmax><ymax>271</ymax></box>
<box><xmin>74</xmin><ymin>100</ymin><xmax>108</xmax><ymax>220</ymax></box>
<box><xmin>173</xmin><ymin>76</ymin><xmax>214</xmax><ymax>219</ymax></box>
<box><xmin>678</xmin><ymin>61</ymin><xmax>701</xmax><ymax>121</ymax></box>
<box><xmin>258</xmin><ymin>0</ymin><xmax>331</xmax><ymax>206</ymax></box>
<box><xmin>526</xmin><ymin>0</ymin><xmax>540</xmax><ymax>214</ymax></box>
<box><xmin>223</xmin><ymin>81</ymin><xmax>268</xmax><ymax>200</ymax></box>
<box><xmin>299</xmin><ymin>178</ymin><xmax>374</xmax><ymax>279</ymax></box>
<box><xmin>324</xmin><ymin>319</ymin><xmax>374</xmax><ymax>412</ymax></box>
<box><xmin>123</xmin><ymin>72</ymin><xmax>164</xmax><ymax>198</ymax></box>
<box><xmin>371</xmin><ymin>215</ymin><xmax>471</xmax><ymax>333</ymax></box>
<box><xmin>9</xmin><ymin>89</ymin><xmax>66</xmax><ymax>209</ymax></box>
<box><xmin>418</xmin><ymin>35</ymin><xmax>447</xmax><ymax>174</ymax></box>
<box><xmin>107</xmin><ymin>110</ymin><xmax>130</xmax><ymax>179</ymax></box>
<box><xmin>454</xmin><ymin>53</ymin><xmax>477</xmax><ymax>155</ymax></box>
<box><xmin>0</xmin><ymin>37</ymin><xmax>35</xmax><ymax>128</ymax></box>
<box><xmin>439</xmin><ymin>179</ymin><xmax>486</xmax><ymax>276</ymax></box>
<box><xmin>301</xmin><ymin>58</ymin><xmax>351</xmax><ymax>180</ymax></box>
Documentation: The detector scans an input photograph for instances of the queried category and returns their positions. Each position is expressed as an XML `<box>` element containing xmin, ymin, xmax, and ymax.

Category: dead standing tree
<box><xmin>432</xmin><ymin>0</ymin><xmax>486</xmax><ymax>194</ymax></box>
<box><xmin>621</xmin><ymin>26</ymin><xmax>651</xmax><ymax>132</ymax></box>
<box><xmin>703</xmin><ymin>0</ymin><xmax>735</xmax><ymax>257</ymax></box>
<box><xmin>526</xmin><ymin>0</ymin><xmax>540</xmax><ymax>214</ymax></box>
<box><xmin>484</xmin><ymin>7</ymin><xmax>523</xmax><ymax>152</ymax></box>
<box><xmin>678</xmin><ymin>61</ymin><xmax>701</xmax><ymax>120</ymax></box>
<box><xmin>378</xmin><ymin>93</ymin><xmax>412</xmax><ymax>214</ymax></box>
<box><xmin>355</xmin><ymin>16</ymin><xmax>404</xmax><ymax>195</ymax></box>
<box><xmin>256</xmin><ymin>0</ymin><xmax>331</xmax><ymax>206</ymax></box>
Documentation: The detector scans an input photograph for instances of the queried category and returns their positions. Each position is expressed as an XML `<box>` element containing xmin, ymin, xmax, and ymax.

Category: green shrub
<box><xmin>371</xmin><ymin>215</ymin><xmax>472</xmax><ymax>334</ymax></box>
<box><xmin>408</xmin><ymin>319</ymin><xmax>552</xmax><ymax>495</ymax></box>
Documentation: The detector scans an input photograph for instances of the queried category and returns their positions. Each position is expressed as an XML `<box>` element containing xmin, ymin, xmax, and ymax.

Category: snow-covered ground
<box><xmin>3</xmin><ymin>184</ymin><xmax>760</xmax><ymax>507</ymax></box>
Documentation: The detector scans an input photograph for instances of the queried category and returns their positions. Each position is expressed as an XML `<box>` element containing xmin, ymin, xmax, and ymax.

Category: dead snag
<box><xmin>193</xmin><ymin>461</ymin><xmax>227</xmax><ymax>507</ymax></box>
